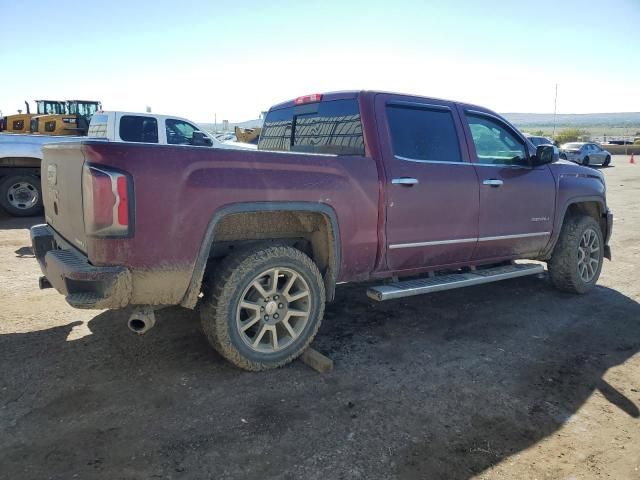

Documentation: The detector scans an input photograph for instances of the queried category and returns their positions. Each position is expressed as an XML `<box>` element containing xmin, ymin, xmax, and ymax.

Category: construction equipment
<box><xmin>0</xmin><ymin>100</ymin><xmax>66</xmax><ymax>134</ymax></box>
<box><xmin>30</xmin><ymin>99</ymin><xmax>102</xmax><ymax>136</ymax></box>
<box><xmin>234</xmin><ymin>126</ymin><xmax>262</xmax><ymax>145</ymax></box>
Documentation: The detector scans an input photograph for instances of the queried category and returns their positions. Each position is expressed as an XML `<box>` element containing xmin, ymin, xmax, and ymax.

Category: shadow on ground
<box><xmin>0</xmin><ymin>210</ymin><xmax>44</xmax><ymax>230</ymax></box>
<box><xmin>1</xmin><ymin>277</ymin><xmax>639</xmax><ymax>479</ymax></box>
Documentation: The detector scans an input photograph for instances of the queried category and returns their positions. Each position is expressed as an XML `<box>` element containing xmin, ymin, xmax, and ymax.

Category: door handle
<box><xmin>392</xmin><ymin>177</ymin><xmax>419</xmax><ymax>186</ymax></box>
<box><xmin>482</xmin><ymin>179</ymin><xmax>504</xmax><ymax>187</ymax></box>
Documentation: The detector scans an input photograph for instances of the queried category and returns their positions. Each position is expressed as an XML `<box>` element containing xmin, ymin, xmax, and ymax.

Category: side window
<box><xmin>258</xmin><ymin>99</ymin><xmax>365</xmax><ymax>155</ymax></box>
<box><xmin>386</xmin><ymin>105</ymin><xmax>461</xmax><ymax>162</ymax></box>
<box><xmin>166</xmin><ymin>119</ymin><xmax>199</xmax><ymax>145</ymax></box>
<box><xmin>119</xmin><ymin>115</ymin><xmax>158</xmax><ymax>143</ymax></box>
<box><xmin>465</xmin><ymin>114</ymin><xmax>528</xmax><ymax>166</ymax></box>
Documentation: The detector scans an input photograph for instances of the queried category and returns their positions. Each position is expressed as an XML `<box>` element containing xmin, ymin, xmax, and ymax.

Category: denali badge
<box><xmin>47</xmin><ymin>164</ymin><xmax>57</xmax><ymax>186</ymax></box>
<box><xmin>531</xmin><ymin>217</ymin><xmax>550</xmax><ymax>222</ymax></box>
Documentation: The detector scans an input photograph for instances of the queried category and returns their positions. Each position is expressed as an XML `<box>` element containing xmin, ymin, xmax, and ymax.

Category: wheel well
<box><xmin>0</xmin><ymin>157</ymin><xmax>41</xmax><ymax>168</ymax></box>
<box><xmin>565</xmin><ymin>201</ymin><xmax>605</xmax><ymax>236</ymax></box>
<box><xmin>204</xmin><ymin>210</ymin><xmax>337</xmax><ymax>301</ymax></box>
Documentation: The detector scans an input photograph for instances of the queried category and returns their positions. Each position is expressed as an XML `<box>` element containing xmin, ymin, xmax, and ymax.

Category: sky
<box><xmin>1</xmin><ymin>0</ymin><xmax>639</xmax><ymax>122</ymax></box>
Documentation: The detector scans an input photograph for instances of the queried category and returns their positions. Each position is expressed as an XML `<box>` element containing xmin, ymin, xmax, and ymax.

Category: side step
<box><xmin>367</xmin><ymin>263</ymin><xmax>544</xmax><ymax>301</ymax></box>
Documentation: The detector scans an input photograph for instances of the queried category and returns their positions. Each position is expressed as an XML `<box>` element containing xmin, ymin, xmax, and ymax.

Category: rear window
<box><xmin>119</xmin><ymin>115</ymin><xmax>158</xmax><ymax>143</ymax></box>
<box><xmin>258</xmin><ymin>99</ymin><xmax>365</xmax><ymax>155</ymax></box>
<box><xmin>386</xmin><ymin>104</ymin><xmax>461</xmax><ymax>162</ymax></box>
<box><xmin>88</xmin><ymin>114</ymin><xmax>109</xmax><ymax>137</ymax></box>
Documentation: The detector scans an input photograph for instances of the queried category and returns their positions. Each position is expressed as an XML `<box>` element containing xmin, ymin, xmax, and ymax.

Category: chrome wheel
<box><xmin>7</xmin><ymin>181</ymin><xmax>39</xmax><ymax>210</ymax></box>
<box><xmin>577</xmin><ymin>228</ymin><xmax>600</xmax><ymax>283</ymax></box>
<box><xmin>236</xmin><ymin>267</ymin><xmax>311</xmax><ymax>354</ymax></box>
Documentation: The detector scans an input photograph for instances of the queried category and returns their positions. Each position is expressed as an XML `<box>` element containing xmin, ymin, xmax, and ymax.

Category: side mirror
<box><xmin>533</xmin><ymin>144</ymin><xmax>559</xmax><ymax>166</ymax></box>
<box><xmin>192</xmin><ymin>131</ymin><xmax>213</xmax><ymax>147</ymax></box>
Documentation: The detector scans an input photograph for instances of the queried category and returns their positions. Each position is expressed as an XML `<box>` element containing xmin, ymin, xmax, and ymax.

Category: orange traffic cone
<box><xmin>631</xmin><ymin>153</ymin><xmax>636</xmax><ymax>165</ymax></box>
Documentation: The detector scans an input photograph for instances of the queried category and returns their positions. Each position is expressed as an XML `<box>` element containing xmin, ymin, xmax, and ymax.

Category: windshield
<box><xmin>68</xmin><ymin>102</ymin><xmax>100</xmax><ymax>116</ymax></box>
<box><xmin>36</xmin><ymin>101</ymin><xmax>66</xmax><ymax>115</ymax></box>
<box><xmin>563</xmin><ymin>143</ymin><xmax>583</xmax><ymax>149</ymax></box>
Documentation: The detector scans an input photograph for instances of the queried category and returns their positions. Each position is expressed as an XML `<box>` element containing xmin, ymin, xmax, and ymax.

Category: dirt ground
<box><xmin>1</xmin><ymin>156</ymin><xmax>639</xmax><ymax>480</ymax></box>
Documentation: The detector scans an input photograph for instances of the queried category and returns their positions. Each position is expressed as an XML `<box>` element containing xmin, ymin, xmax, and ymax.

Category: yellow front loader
<box><xmin>30</xmin><ymin>100</ymin><xmax>101</xmax><ymax>136</ymax></box>
<box><xmin>0</xmin><ymin>100</ymin><xmax>66</xmax><ymax>134</ymax></box>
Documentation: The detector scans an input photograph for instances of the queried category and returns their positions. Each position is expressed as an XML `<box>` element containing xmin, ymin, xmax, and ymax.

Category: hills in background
<box><xmin>502</xmin><ymin>112</ymin><xmax>640</xmax><ymax>129</ymax></box>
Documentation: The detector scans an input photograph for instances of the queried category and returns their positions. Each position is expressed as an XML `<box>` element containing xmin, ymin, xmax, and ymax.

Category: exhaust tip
<box><xmin>128</xmin><ymin>318</ymin><xmax>147</xmax><ymax>332</ymax></box>
<box><xmin>127</xmin><ymin>307</ymin><xmax>156</xmax><ymax>335</ymax></box>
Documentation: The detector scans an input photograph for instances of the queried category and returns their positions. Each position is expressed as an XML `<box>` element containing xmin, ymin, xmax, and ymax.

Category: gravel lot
<box><xmin>1</xmin><ymin>156</ymin><xmax>639</xmax><ymax>479</ymax></box>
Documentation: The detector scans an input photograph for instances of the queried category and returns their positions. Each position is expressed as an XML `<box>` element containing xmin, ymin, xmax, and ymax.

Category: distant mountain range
<box><xmin>502</xmin><ymin>112</ymin><xmax>640</xmax><ymax>127</ymax></box>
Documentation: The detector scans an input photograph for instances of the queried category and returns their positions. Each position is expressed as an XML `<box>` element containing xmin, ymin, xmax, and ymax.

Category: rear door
<box><xmin>377</xmin><ymin>94</ymin><xmax>480</xmax><ymax>271</ymax></box>
<box><xmin>590</xmin><ymin>144</ymin><xmax>605</xmax><ymax>163</ymax></box>
<box><xmin>460</xmin><ymin>108</ymin><xmax>556</xmax><ymax>259</ymax></box>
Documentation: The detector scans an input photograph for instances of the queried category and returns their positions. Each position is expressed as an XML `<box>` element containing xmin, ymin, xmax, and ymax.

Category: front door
<box><xmin>377</xmin><ymin>95</ymin><xmax>480</xmax><ymax>272</ymax></box>
<box><xmin>460</xmin><ymin>109</ymin><xmax>556</xmax><ymax>260</ymax></box>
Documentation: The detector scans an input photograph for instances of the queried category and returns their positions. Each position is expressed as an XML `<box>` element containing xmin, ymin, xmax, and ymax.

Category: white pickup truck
<box><xmin>0</xmin><ymin>111</ymin><xmax>254</xmax><ymax>216</ymax></box>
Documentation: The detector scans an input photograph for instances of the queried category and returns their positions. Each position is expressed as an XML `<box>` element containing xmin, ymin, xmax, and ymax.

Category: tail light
<box><xmin>82</xmin><ymin>164</ymin><xmax>134</xmax><ymax>237</ymax></box>
<box><xmin>294</xmin><ymin>93</ymin><xmax>323</xmax><ymax>105</ymax></box>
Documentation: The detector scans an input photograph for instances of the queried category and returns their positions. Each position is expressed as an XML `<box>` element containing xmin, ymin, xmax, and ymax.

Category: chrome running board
<box><xmin>367</xmin><ymin>263</ymin><xmax>544</xmax><ymax>301</ymax></box>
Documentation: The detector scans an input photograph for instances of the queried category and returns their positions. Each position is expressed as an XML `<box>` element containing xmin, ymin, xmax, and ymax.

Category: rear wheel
<box><xmin>548</xmin><ymin>214</ymin><xmax>604</xmax><ymax>294</ymax></box>
<box><xmin>582</xmin><ymin>156</ymin><xmax>590</xmax><ymax>166</ymax></box>
<box><xmin>603</xmin><ymin>155</ymin><xmax>611</xmax><ymax>166</ymax></box>
<box><xmin>200</xmin><ymin>245</ymin><xmax>325</xmax><ymax>371</ymax></box>
<box><xmin>0</xmin><ymin>175</ymin><xmax>43</xmax><ymax>217</ymax></box>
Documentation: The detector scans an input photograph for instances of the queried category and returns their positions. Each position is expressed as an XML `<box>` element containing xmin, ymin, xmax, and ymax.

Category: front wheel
<box><xmin>603</xmin><ymin>155</ymin><xmax>611</xmax><ymax>166</ymax></box>
<box><xmin>582</xmin><ymin>156</ymin><xmax>590</xmax><ymax>166</ymax></box>
<box><xmin>200</xmin><ymin>245</ymin><xmax>325</xmax><ymax>371</ymax></box>
<box><xmin>0</xmin><ymin>175</ymin><xmax>43</xmax><ymax>217</ymax></box>
<box><xmin>548</xmin><ymin>215</ymin><xmax>604</xmax><ymax>294</ymax></box>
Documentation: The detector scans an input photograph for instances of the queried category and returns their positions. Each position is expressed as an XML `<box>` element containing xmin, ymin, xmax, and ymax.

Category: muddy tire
<box><xmin>0</xmin><ymin>175</ymin><xmax>43</xmax><ymax>217</ymax></box>
<box><xmin>548</xmin><ymin>214</ymin><xmax>604</xmax><ymax>294</ymax></box>
<box><xmin>200</xmin><ymin>245</ymin><xmax>325</xmax><ymax>371</ymax></box>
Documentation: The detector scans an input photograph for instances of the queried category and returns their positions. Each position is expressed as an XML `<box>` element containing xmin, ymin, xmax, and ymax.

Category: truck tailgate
<box><xmin>41</xmin><ymin>143</ymin><xmax>88</xmax><ymax>253</ymax></box>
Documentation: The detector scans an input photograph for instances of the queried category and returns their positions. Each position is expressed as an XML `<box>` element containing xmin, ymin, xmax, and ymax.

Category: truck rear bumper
<box><xmin>30</xmin><ymin>224</ymin><xmax>132</xmax><ymax>309</ymax></box>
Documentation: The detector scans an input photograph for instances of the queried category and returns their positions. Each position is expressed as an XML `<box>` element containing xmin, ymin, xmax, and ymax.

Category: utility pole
<box><xmin>552</xmin><ymin>83</ymin><xmax>558</xmax><ymax>138</ymax></box>
<box><xmin>214</xmin><ymin>113</ymin><xmax>217</xmax><ymax>132</ymax></box>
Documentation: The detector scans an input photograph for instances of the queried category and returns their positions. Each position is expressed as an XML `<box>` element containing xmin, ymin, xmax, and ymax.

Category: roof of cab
<box><xmin>268</xmin><ymin>90</ymin><xmax>497</xmax><ymax>117</ymax></box>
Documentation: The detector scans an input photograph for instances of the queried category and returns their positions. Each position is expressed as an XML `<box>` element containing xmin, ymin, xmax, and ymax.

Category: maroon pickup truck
<box><xmin>32</xmin><ymin>91</ymin><xmax>613</xmax><ymax>370</ymax></box>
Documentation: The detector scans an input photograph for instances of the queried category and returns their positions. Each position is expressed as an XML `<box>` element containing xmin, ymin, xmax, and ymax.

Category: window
<box><xmin>258</xmin><ymin>98</ymin><xmax>365</xmax><ymax>155</ymax></box>
<box><xmin>12</xmin><ymin>120</ymin><xmax>24</xmax><ymax>130</ymax></box>
<box><xmin>465</xmin><ymin>114</ymin><xmax>527</xmax><ymax>166</ymax></box>
<box><xmin>68</xmin><ymin>102</ymin><xmax>99</xmax><ymax>116</ymax></box>
<box><xmin>88</xmin><ymin>114</ymin><xmax>109</xmax><ymax>138</ymax></box>
<box><xmin>386</xmin><ymin>104</ymin><xmax>461</xmax><ymax>162</ymax></box>
<box><xmin>119</xmin><ymin>115</ymin><xmax>158</xmax><ymax>143</ymax></box>
<box><xmin>166</xmin><ymin>119</ymin><xmax>199</xmax><ymax>145</ymax></box>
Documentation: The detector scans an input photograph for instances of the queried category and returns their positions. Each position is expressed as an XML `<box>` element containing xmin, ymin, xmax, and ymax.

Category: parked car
<box><xmin>559</xmin><ymin>142</ymin><xmax>612</xmax><ymax>166</ymax></box>
<box><xmin>0</xmin><ymin>111</ymin><xmax>254</xmax><ymax>217</ymax></box>
<box><xmin>526</xmin><ymin>135</ymin><xmax>555</xmax><ymax>147</ymax></box>
<box><xmin>32</xmin><ymin>90</ymin><xmax>612</xmax><ymax>371</ymax></box>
